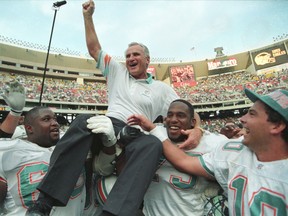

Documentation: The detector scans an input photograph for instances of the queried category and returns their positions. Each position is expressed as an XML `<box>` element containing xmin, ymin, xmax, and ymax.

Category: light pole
<box><xmin>39</xmin><ymin>1</ymin><xmax>67</xmax><ymax>105</ymax></box>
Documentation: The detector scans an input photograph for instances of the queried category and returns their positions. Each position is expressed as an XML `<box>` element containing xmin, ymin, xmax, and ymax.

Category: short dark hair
<box><xmin>264</xmin><ymin>103</ymin><xmax>288</xmax><ymax>142</ymax></box>
<box><xmin>171</xmin><ymin>99</ymin><xmax>194</xmax><ymax>119</ymax></box>
<box><xmin>24</xmin><ymin>106</ymin><xmax>49</xmax><ymax>125</ymax></box>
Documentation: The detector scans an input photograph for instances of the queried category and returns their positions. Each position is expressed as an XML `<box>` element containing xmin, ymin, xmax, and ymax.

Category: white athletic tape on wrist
<box><xmin>10</xmin><ymin>110</ymin><xmax>22</xmax><ymax>117</ymax></box>
<box><xmin>150</xmin><ymin>126</ymin><xmax>168</xmax><ymax>142</ymax></box>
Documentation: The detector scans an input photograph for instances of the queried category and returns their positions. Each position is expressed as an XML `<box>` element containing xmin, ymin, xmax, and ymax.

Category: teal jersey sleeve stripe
<box><xmin>187</xmin><ymin>152</ymin><xmax>202</xmax><ymax>157</ymax></box>
<box><xmin>199</xmin><ymin>156</ymin><xmax>214</xmax><ymax>177</ymax></box>
<box><xmin>96</xmin><ymin>50</ymin><xmax>102</xmax><ymax>69</ymax></box>
<box><xmin>96</xmin><ymin>50</ymin><xmax>109</xmax><ymax>77</ymax></box>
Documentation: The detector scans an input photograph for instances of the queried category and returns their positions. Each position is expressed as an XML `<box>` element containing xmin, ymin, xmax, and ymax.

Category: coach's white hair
<box><xmin>126</xmin><ymin>42</ymin><xmax>150</xmax><ymax>57</ymax></box>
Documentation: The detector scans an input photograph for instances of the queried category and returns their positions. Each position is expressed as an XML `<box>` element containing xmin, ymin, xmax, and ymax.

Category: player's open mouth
<box><xmin>169</xmin><ymin>126</ymin><xmax>181</xmax><ymax>132</ymax></box>
<box><xmin>244</xmin><ymin>128</ymin><xmax>249</xmax><ymax>134</ymax></box>
<box><xmin>242</xmin><ymin>128</ymin><xmax>249</xmax><ymax>138</ymax></box>
<box><xmin>51</xmin><ymin>128</ymin><xmax>59</xmax><ymax>134</ymax></box>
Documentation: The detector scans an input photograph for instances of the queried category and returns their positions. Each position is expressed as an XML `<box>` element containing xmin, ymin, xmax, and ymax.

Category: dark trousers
<box><xmin>103</xmin><ymin>133</ymin><xmax>162</xmax><ymax>216</ymax></box>
<box><xmin>37</xmin><ymin>114</ymin><xmax>162</xmax><ymax>216</ymax></box>
<box><xmin>38</xmin><ymin>114</ymin><xmax>94</xmax><ymax>205</ymax></box>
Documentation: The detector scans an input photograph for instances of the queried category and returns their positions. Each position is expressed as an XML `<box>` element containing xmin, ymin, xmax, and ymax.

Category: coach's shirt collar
<box><xmin>129</xmin><ymin>73</ymin><xmax>153</xmax><ymax>84</ymax></box>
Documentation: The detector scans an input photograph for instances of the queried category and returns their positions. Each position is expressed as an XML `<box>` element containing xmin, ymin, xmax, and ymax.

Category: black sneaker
<box><xmin>25</xmin><ymin>201</ymin><xmax>52</xmax><ymax>216</ymax></box>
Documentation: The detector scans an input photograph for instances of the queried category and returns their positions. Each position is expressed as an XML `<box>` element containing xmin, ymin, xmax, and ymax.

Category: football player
<box><xmin>128</xmin><ymin>99</ymin><xmax>228</xmax><ymax>216</ymax></box>
<box><xmin>0</xmin><ymin>107</ymin><xmax>86</xmax><ymax>215</ymax></box>
<box><xmin>93</xmin><ymin>99</ymin><xmax>229</xmax><ymax>215</ymax></box>
<box><xmin>131</xmin><ymin>88</ymin><xmax>288</xmax><ymax>215</ymax></box>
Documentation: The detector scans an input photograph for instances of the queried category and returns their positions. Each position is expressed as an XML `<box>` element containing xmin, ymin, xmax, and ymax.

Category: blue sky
<box><xmin>1</xmin><ymin>0</ymin><xmax>288</xmax><ymax>62</ymax></box>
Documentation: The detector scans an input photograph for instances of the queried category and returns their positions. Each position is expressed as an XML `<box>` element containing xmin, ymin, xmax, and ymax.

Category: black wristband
<box><xmin>0</xmin><ymin>129</ymin><xmax>13</xmax><ymax>138</ymax></box>
<box><xmin>10</xmin><ymin>109</ymin><xmax>22</xmax><ymax>116</ymax></box>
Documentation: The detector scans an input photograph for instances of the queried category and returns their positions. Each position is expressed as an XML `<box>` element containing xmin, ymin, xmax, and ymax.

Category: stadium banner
<box><xmin>207</xmin><ymin>58</ymin><xmax>237</xmax><ymax>70</ymax></box>
<box><xmin>256</xmin><ymin>63</ymin><xmax>288</xmax><ymax>75</ymax></box>
<box><xmin>251</xmin><ymin>43</ymin><xmax>288</xmax><ymax>70</ymax></box>
<box><xmin>147</xmin><ymin>66</ymin><xmax>156</xmax><ymax>77</ymax></box>
<box><xmin>169</xmin><ymin>65</ymin><xmax>196</xmax><ymax>87</ymax></box>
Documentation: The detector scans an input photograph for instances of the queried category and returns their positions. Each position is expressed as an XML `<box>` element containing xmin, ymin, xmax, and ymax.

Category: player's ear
<box><xmin>191</xmin><ymin>118</ymin><xmax>196</xmax><ymax>128</ymax></box>
<box><xmin>271</xmin><ymin>120</ymin><xmax>286</xmax><ymax>135</ymax></box>
<box><xmin>25</xmin><ymin>124</ymin><xmax>33</xmax><ymax>134</ymax></box>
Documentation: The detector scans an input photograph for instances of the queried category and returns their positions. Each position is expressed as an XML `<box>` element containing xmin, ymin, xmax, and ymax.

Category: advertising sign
<box><xmin>207</xmin><ymin>58</ymin><xmax>237</xmax><ymax>70</ymax></box>
<box><xmin>251</xmin><ymin>44</ymin><xmax>288</xmax><ymax>70</ymax></box>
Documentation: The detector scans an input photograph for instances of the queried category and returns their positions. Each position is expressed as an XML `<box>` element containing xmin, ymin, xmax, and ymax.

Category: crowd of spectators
<box><xmin>201</xmin><ymin>116</ymin><xmax>242</xmax><ymax>134</ymax></box>
<box><xmin>0</xmin><ymin>72</ymin><xmax>108</xmax><ymax>104</ymax></box>
<box><xmin>1</xmin><ymin>68</ymin><xmax>287</xmax><ymax>134</ymax></box>
<box><xmin>174</xmin><ymin>69</ymin><xmax>288</xmax><ymax>103</ymax></box>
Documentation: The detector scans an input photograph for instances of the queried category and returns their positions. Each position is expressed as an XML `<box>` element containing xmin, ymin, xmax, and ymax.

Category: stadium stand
<box><xmin>1</xmin><ymin>37</ymin><xmax>288</xmax><ymax>133</ymax></box>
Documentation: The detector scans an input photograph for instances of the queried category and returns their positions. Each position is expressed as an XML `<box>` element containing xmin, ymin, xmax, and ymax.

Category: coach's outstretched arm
<box><xmin>127</xmin><ymin>114</ymin><xmax>213</xmax><ymax>180</ymax></box>
<box><xmin>83</xmin><ymin>0</ymin><xmax>101</xmax><ymax>61</ymax></box>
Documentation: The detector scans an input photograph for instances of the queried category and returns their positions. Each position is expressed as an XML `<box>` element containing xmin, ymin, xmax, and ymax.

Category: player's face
<box><xmin>240</xmin><ymin>101</ymin><xmax>271</xmax><ymax>151</ymax></box>
<box><xmin>165</xmin><ymin>102</ymin><xmax>194</xmax><ymax>143</ymax></box>
<box><xmin>125</xmin><ymin>45</ymin><xmax>150</xmax><ymax>79</ymax></box>
<box><xmin>29</xmin><ymin>109</ymin><xmax>60</xmax><ymax>148</ymax></box>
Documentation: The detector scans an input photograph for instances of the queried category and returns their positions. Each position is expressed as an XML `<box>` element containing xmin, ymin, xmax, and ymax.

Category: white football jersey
<box><xmin>200</xmin><ymin>140</ymin><xmax>288</xmax><ymax>216</ymax></box>
<box><xmin>143</xmin><ymin>131</ymin><xmax>228</xmax><ymax>216</ymax></box>
<box><xmin>82</xmin><ymin>174</ymin><xmax>102</xmax><ymax>216</ymax></box>
<box><xmin>11</xmin><ymin>125</ymin><xmax>27</xmax><ymax>140</ymax></box>
<box><xmin>0</xmin><ymin>138</ymin><xmax>86</xmax><ymax>216</ymax></box>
